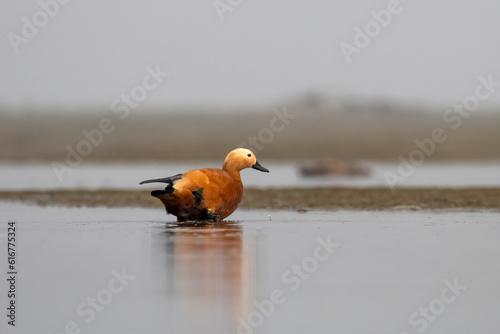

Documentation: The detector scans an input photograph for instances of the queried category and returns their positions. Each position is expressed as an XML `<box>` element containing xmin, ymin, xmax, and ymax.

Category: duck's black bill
<box><xmin>252</xmin><ymin>161</ymin><xmax>269</xmax><ymax>173</ymax></box>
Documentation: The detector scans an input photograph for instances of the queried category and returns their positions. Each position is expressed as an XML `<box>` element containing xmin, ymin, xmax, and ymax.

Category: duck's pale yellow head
<box><xmin>222</xmin><ymin>148</ymin><xmax>269</xmax><ymax>173</ymax></box>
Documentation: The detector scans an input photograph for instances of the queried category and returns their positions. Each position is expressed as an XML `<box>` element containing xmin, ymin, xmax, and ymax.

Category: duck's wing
<box><xmin>172</xmin><ymin>169</ymin><xmax>211</xmax><ymax>191</ymax></box>
<box><xmin>140</xmin><ymin>169</ymin><xmax>214</xmax><ymax>192</ymax></box>
<box><xmin>140</xmin><ymin>169</ymin><xmax>215</xmax><ymax>220</ymax></box>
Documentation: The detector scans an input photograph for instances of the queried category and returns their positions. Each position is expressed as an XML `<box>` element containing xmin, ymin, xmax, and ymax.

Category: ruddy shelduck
<box><xmin>140</xmin><ymin>148</ymin><xmax>269</xmax><ymax>221</ymax></box>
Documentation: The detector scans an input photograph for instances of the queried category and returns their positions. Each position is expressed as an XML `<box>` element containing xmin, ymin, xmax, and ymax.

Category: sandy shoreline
<box><xmin>1</xmin><ymin>187</ymin><xmax>499</xmax><ymax>211</ymax></box>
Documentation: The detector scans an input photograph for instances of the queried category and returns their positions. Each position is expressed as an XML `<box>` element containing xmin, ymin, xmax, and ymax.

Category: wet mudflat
<box><xmin>0</xmin><ymin>203</ymin><xmax>498</xmax><ymax>334</ymax></box>
<box><xmin>1</xmin><ymin>187</ymin><xmax>500</xmax><ymax>211</ymax></box>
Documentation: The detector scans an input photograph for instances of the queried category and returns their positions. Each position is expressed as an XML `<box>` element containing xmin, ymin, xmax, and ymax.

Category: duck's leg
<box><xmin>206</xmin><ymin>210</ymin><xmax>221</xmax><ymax>222</ymax></box>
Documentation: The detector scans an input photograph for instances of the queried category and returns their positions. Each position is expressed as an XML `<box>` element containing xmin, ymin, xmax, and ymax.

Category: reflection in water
<box><xmin>151</xmin><ymin>222</ymin><xmax>258</xmax><ymax>333</ymax></box>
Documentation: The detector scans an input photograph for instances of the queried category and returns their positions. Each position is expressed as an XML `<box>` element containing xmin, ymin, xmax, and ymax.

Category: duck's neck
<box><xmin>222</xmin><ymin>162</ymin><xmax>242</xmax><ymax>182</ymax></box>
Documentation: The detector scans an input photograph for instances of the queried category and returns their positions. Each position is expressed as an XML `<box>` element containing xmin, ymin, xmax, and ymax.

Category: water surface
<box><xmin>2</xmin><ymin>161</ymin><xmax>500</xmax><ymax>190</ymax></box>
<box><xmin>0</xmin><ymin>204</ymin><xmax>498</xmax><ymax>333</ymax></box>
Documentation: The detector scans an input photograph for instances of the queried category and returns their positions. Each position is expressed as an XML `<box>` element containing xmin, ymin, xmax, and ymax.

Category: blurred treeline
<box><xmin>1</xmin><ymin>103</ymin><xmax>499</xmax><ymax>162</ymax></box>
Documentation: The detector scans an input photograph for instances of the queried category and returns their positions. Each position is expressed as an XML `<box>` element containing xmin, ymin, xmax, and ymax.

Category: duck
<box><xmin>140</xmin><ymin>148</ymin><xmax>269</xmax><ymax>221</ymax></box>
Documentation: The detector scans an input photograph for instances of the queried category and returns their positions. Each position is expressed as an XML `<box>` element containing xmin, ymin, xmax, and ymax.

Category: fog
<box><xmin>2</xmin><ymin>0</ymin><xmax>500</xmax><ymax>110</ymax></box>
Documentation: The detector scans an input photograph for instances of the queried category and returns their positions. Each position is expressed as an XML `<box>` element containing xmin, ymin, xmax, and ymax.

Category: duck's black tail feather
<box><xmin>139</xmin><ymin>173</ymin><xmax>182</xmax><ymax>185</ymax></box>
<box><xmin>151</xmin><ymin>188</ymin><xmax>204</xmax><ymax>205</ymax></box>
<box><xmin>151</xmin><ymin>187</ymin><xmax>174</xmax><ymax>197</ymax></box>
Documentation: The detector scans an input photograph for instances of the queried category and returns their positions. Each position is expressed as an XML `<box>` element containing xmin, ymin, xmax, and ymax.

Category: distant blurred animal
<box><xmin>140</xmin><ymin>148</ymin><xmax>269</xmax><ymax>221</ymax></box>
<box><xmin>300</xmin><ymin>159</ymin><xmax>369</xmax><ymax>177</ymax></box>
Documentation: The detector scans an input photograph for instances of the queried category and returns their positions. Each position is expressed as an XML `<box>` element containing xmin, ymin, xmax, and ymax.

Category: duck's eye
<box><xmin>247</xmin><ymin>154</ymin><xmax>251</xmax><ymax>157</ymax></box>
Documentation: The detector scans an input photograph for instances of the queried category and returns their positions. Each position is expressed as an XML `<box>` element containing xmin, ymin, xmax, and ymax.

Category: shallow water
<box><xmin>2</xmin><ymin>161</ymin><xmax>500</xmax><ymax>190</ymax></box>
<box><xmin>0</xmin><ymin>203</ymin><xmax>499</xmax><ymax>334</ymax></box>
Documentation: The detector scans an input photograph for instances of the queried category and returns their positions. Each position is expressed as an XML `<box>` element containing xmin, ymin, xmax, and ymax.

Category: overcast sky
<box><xmin>1</xmin><ymin>0</ymin><xmax>500</xmax><ymax>111</ymax></box>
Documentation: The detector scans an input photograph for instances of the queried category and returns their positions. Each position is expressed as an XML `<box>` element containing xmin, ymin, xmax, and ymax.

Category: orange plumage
<box><xmin>140</xmin><ymin>148</ymin><xmax>269</xmax><ymax>221</ymax></box>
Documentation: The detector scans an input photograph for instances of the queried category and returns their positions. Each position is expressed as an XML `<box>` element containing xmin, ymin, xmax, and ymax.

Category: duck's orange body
<box><xmin>140</xmin><ymin>148</ymin><xmax>268</xmax><ymax>221</ymax></box>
